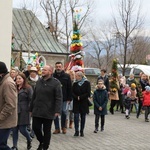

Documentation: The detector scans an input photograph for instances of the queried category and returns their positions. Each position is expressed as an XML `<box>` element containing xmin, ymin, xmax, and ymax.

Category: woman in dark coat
<box><xmin>72</xmin><ymin>71</ymin><xmax>91</xmax><ymax>137</ymax></box>
<box><xmin>12</xmin><ymin>73</ymin><xmax>33</xmax><ymax>150</ymax></box>
<box><xmin>93</xmin><ymin>79</ymin><xmax>108</xmax><ymax>133</ymax></box>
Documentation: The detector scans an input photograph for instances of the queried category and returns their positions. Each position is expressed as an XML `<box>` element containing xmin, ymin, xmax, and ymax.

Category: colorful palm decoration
<box><xmin>67</xmin><ymin>9</ymin><xmax>85</xmax><ymax>71</ymax></box>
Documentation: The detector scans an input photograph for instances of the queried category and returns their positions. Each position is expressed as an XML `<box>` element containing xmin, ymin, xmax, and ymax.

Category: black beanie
<box><xmin>0</xmin><ymin>61</ymin><xmax>8</xmax><ymax>74</ymax></box>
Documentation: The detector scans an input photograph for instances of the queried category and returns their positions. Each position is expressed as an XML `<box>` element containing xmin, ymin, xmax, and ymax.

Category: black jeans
<box><xmin>32</xmin><ymin>117</ymin><xmax>53</xmax><ymax>149</ymax></box>
<box><xmin>137</xmin><ymin>100</ymin><xmax>143</xmax><ymax>117</ymax></box>
<box><xmin>74</xmin><ymin>113</ymin><xmax>86</xmax><ymax>132</ymax></box>
<box><xmin>110</xmin><ymin>100</ymin><xmax>118</xmax><ymax>114</ymax></box>
<box><xmin>95</xmin><ymin>114</ymin><xmax>105</xmax><ymax>130</ymax></box>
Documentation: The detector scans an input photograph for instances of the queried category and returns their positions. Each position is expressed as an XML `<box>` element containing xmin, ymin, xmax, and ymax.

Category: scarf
<box><xmin>77</xmin><ymin>77</ymin><xmax>87</xmax><ymax>86</ymax></box>
<box><xmin>29</xmin><ymin>75</ymin><xmax>39</xmax><ymax>82</ymax></box>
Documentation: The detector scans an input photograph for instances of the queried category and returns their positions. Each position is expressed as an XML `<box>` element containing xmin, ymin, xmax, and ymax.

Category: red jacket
<box><xmin>143</xmin><ymin>91</ymin><xmax>150</xmax><ymax>106</ymax></box>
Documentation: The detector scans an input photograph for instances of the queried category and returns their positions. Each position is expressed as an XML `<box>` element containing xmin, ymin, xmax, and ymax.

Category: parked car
<box><xmin>118</xmin><ymin>64</ymin><xmax>150</xmax><ymax>77</ymax></box>
<box><xmin>83</xmin><ymin>68</ymin><xmax>100</xmax><ymax>76</ymax></box>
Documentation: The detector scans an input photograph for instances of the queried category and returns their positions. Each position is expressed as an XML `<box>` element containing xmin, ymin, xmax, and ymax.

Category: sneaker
<box><xmin>94</xmin><ymin>129</ymin><xmax>98</xmax><ymax>133</ymax></box>
<box><xmin>145</xmin><ymin>119</ymin><xmax>149</xmax><ymax>122</ymax></box>
<box><xmin>126</xmin><ymin>115</ymin><xmax>130</xmax><ymax>119</ymax></box>
<box><xmin>37</xmin><ymin>143</ymin><xmax>43</xmax><ymax>150</ymax></box>
<box><xmin>53</xmin><ymin>129</ymin><xmax>60</xmax><ymax>134</ymax></box>
<box><xmin>11</xmin><ymin>146</ymin><xmax>18</xmax><ymax>150</ymax></box>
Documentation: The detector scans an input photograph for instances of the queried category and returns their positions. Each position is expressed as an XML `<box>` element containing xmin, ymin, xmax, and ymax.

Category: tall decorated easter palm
<box><xmin>66</xmin><ymin>9</ymin><xmax>85</xmax><ymax>71</ymax></box>
<box><xmin>110</xmin><ymin>59</ymin><xmax>119</xmax><ymax>93</ymax></box>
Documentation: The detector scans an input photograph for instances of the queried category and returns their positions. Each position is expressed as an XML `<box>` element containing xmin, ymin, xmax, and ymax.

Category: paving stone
<box><xmin>8</xmin><ymin>110</ymin><xmax>150</xmax><ymax>150</ymax></box>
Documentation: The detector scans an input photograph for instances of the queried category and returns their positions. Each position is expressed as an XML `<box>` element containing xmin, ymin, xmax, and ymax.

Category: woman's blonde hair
<box><xmin>76</xmin><ymin>71</ymin><xmax>84</xmax><ymax>77</ymax></box>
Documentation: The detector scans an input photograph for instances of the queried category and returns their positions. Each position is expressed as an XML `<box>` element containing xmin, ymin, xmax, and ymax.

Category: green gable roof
<box><xmin>12</xmin><ymin>8</ymin><xmax>68</xmax><ymax>55</ymax></box>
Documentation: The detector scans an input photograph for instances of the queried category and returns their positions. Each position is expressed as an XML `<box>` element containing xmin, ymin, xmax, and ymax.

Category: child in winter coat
<box><xmin>123</xmin><ymin>83</ymin><xmax>138</xmax><ymax>119</ymax></box>
<box><xmin>124</xmin><ymin>89</ymin><xmax>132</xmax><ymax>119</ymax></box>
<box><xmin>122</xmin><ymin>84</ymin><xmax>130</xmax><ymax>104</ymax></box>
<box><xmin>93</xmin><ymin>80</ymin><xmax>108</xmax><ymax>133</ymax></box>
<box><xmin>130</xmin><ymin>83</ymin><xmax>138</xmax><ymax>113</ymax></box>
<box><xmin>142</xmin><ymin>86</ymin><xmax>150</xmax><ymax>122</ymax></box>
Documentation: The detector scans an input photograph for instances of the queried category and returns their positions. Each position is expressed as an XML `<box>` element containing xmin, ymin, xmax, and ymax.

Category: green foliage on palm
<box><xmin>110</xmin><ymin>59</ymin><xmax>118</xmax><ymax>89</ymax></box>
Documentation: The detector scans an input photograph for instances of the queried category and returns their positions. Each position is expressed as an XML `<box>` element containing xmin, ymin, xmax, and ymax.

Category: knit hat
<box><xmin>0</xmin><ymin>61</ymin><xmax>8</xmax><ymax>74</ymax></box>
<box><xmin>98</xmin><ymin>79</ymin><xmax>104</xmax><ymax>84</ymax></box>
<box><xmin>131</xmin><ymin>83</ymin><xmax>136</xmax><ymax>88</ymax></box>
<box><xmin>145</xmin><ymin>86</ymin><xmax>150</xmax><ymax>92</ymax></box>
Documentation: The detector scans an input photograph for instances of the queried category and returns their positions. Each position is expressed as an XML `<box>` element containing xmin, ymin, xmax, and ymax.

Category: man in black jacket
<box><xmin>53</xmin><ymin>62</ymin><xmax>72</xmax><ymax>134</ymax></box>
<box><xmin>30</xmin><ymin>65</ymin><xmax>62</xmax><ymax>150</ymax></box>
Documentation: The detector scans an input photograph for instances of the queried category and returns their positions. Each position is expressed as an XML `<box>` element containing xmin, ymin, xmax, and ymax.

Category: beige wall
<box><xmin>0</xmin><ymin>0</ymin><xmax>12</xmax><ymax>70</ymax></box>
<box><xmin>12</xmin><ymin>52</ymin><xmax>67</xmax><ymax>70</ymax></box>
<box><xmin>44</xmin><ymin>54</ymin><xmax>67</xmax><ymax>67</ymax></box>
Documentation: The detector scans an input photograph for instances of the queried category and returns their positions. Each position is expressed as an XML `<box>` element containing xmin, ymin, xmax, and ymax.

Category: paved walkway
<box><xmin>8</xmin><ymin>110</ymin><xmax>150</xmax><ymax>150</ymax></box>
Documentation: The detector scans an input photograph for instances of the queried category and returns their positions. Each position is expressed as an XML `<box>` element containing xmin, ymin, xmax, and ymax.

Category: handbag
<box><xmin>88</xmin><ymin>98</ymin><xmax>93</xmax><ymax>107</ymax></box>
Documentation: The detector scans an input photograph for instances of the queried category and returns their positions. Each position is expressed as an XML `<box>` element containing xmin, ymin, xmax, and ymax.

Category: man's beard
<box><xmin>56</xmin><ymin>70</ymin><xmax>62</xmax><ymax>73</ymax></box>
<box><xmin>42</xmin><ymin>74</ymin><xmax>47</xmax><ymax>78</ymax></box>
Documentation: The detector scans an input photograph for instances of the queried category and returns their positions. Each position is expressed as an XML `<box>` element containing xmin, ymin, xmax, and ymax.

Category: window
<box><xmin>118</xmin><ymin>67</ymin><xmax>131</xmax><ymax>76</ymax></box>
<box><xmin>84</xmin><ymin>68</ymin><xmax>100</xmax><ymax>75</ymax></box>
<box><xmin>133</xmin><ymin>68</ymin><xmax>142</xmax><ymax>76</ymax></box>
<box><xmin>85</xmin><ymin>69</ymin><xmax>94</xmax><ymax>75</ymax></box>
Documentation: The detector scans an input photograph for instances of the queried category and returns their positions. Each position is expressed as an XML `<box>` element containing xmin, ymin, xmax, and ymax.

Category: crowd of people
<box><xmin>108</xmin><ymin>72</ymin><xmax>150</xmax><ymax>122</ymax></box>
<box><xmin>0</xmin><ymin>61</ymin><xmax>150</xmax><ymax>150</ymax></box>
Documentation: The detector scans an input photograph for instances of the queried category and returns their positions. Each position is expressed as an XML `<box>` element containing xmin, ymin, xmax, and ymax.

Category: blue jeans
<box><xmin>54</xmin><ymin>101</ymin><xmax>68</xmax><ymax>129</ymax></box>
<box><xmin>12</xmin><ymin>125</ymin><xmax>31</xmax><ymax>147</ymax></box>
<box><xmin>0</xmin><ymin>128</ymin><xmax>11</xmax><ymax>150</ymax></box>
<box><xmin>74</xmin><ymin>113</ymin><xmax>86</xmax><ymax>132</ymax></box>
